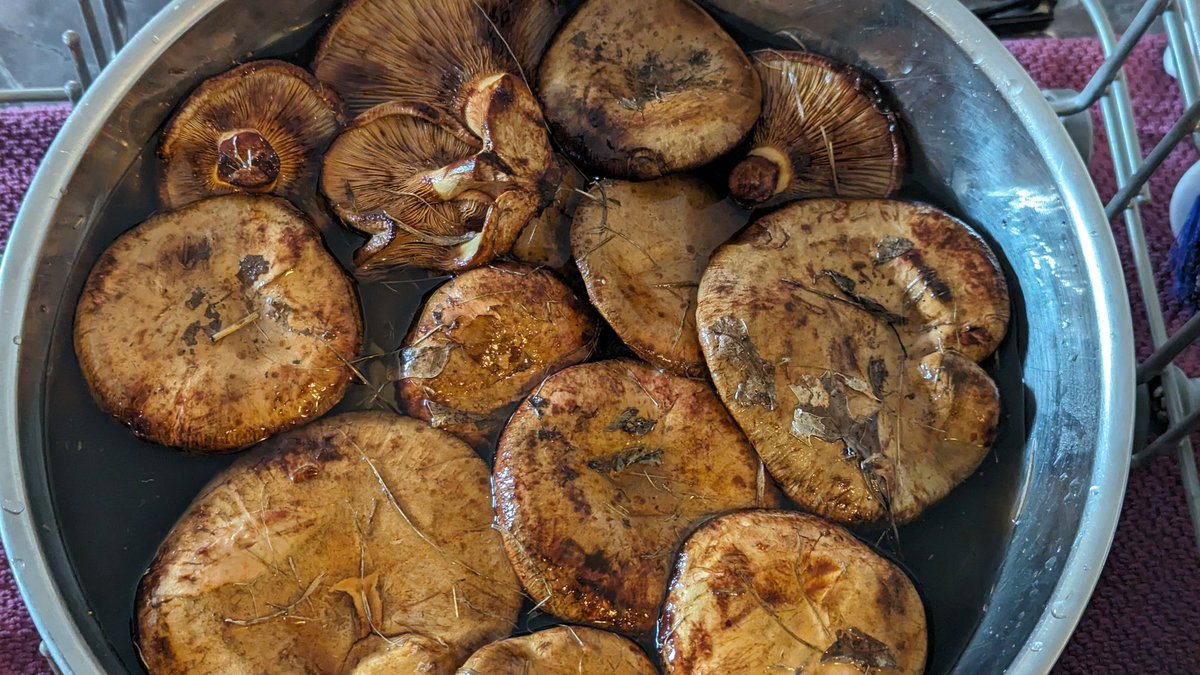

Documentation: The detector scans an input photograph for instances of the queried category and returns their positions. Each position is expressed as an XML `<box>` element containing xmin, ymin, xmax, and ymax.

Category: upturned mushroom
<box><xmin>728</xmin><ymin>50</ymin><xmax>906</xmax><ymax>207</ymax></box>
<box><xmin>661</xmin><ymin>510</ymin><xmax>928</xmax><ymax>674</ymax></box>
<box><xmin>538</xmin><ymin>0</ymin><xmax>762</xmax><ymax>179</ymax></box>
<box><xmin>73</xmin><ymin>194</ymin><xmax>362</xmax><ymax>451</ymax></box>
<box><xmin>571</xmin><ymin>175</ymin><xmax>748</xmax><ymax>376</ymax></box>
<box><xmin>158</xmin><ymin>60</ymin><xmax>344</xmax><ymax>216</ymax></box>
<box><xmin>696</xmin><ymin>199</ymin><xmax>1009</xmax><ymax>526</ymax></box>
<box><xmin>321</xmin><ymin>100</ymin><xmax>557</xmax><ymax>272</ymax></box>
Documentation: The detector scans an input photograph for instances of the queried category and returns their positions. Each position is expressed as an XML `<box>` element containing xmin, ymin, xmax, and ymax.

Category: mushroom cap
<box><xmin>695</xmin><ymin>199</ymin><xmax>1009</xmax><ymax>525</ymax></box>
<box><xmin>494</xmin><ymin>359</ymin><xmax>778</xmax><ymax>635</ymax></box>
<box><xmin>73</xmin><ymin>194</ymin><xmax>362</xmax><ymax>451</ymax></box>
<box><xmin>159</xmin><ymin>60</ymin><xmax>344</xmax><ymax>215</ymax></box>
<box><xmin>135</xmin><ymin>412</ymin><xmax>523</xmax><ymax>673</ymax></box>
<box><xmin>458</xmin><ymin>626</ymin><xmax>657</xmax><ymax>674</ymax></box>
<box><xmin>538</xmin><ymin>0</ymin><xmax>761</xmax><ymax>180</ymax></box>
<box><xmin>571</xmin><ymin>176</ymin><xmax>748</xmax><ymax>376</ymax></box>
<box><xmin>396</xmin><ymin>263</ymin><xmax>598</xmax><ymax>450</ymax></box>
<box><xmin>343</xmin><ymin>635</ymin><xmax>457</xmax><ymax>674</ymax></box>
<box><xmin>660</xmin><ymin>510</ymin><xmax>928</xmax><ymax>674</ymax></box>
<box><xmin>728</xmin><ymin>50</ymin><xmax>906</xmax><ymax>207</ymax></box>
<box><xmin>313</xmin><ymin>0</ymin><xmax>512</xmax><ymax>119</ymax></box>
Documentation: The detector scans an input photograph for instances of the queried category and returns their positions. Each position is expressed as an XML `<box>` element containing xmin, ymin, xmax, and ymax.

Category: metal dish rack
<box><xmin>3</xmin><ymin>0</ymin><xmax>1200</xmax><ymax>549</ymax></box>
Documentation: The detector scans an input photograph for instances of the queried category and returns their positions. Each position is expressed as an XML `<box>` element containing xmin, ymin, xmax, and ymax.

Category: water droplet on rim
<box><xmin>2</xmin><ymin>499</ymin><xmax>26</xmax><ymax>515</ymax></box>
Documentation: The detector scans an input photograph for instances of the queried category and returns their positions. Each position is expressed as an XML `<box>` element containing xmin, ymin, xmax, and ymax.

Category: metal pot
<box><xmin>0</xmin><ymin>0</ymin><xmax>1134</xmax><ymax>672</ymax></box>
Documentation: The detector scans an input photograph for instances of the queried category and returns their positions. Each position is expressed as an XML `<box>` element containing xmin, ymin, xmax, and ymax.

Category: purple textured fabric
<box><xmin>1</xmin><ymin>36</ymin><xmax>1199</xmax><ymax>674</ymax></box>
<box><xmin>0</xmin><ymin>104</ymin><xmax>68</xmax><ymax>675</ymax></box>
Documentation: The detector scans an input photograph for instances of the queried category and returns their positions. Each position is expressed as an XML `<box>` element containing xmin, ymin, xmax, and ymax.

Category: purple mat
<box><xmin>1</xmin><ymin>35</ymin><xmax>1198</xmax><ymax>674</ymax></box>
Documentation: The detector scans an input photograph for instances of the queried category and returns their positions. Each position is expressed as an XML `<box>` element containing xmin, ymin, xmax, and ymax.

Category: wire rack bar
<box><xmin>1074</xmin><ymin>0</ymin><xmax>1200</xmax><ymax>548</ymax></box>
<box><xmin>0</xmin><ymin>0</ymin><xmax>121</xmax><ymax>104</ymax></box>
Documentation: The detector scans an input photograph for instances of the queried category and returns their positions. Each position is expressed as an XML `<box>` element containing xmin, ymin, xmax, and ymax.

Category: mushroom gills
<box><xmin>322</xmin><ymin>98</ymin><xmax>557</xmax><ymax>272</ymax></box>
<box><xmin>158</xmin><ymin>60</ymin><xmax>345</xmax><ymax>219</ymax></box>
<box><xmin>728</xmin><ymin>50</ymin><xmax>906</xmax><ymax>208</ymax></box>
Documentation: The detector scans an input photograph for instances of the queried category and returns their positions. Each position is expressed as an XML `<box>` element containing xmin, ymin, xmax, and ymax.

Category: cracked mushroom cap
<box><xmin>728</xmin><ymin>51</ymin><xmax>905</xmax><ymax>208</ymax></box>
<box><xmin>396</xmin><ymin>263</ymin><xmax>598</xmax><ymax>450</ymax></box>
<box><xmin>159</xmin><ymin>60</ymin><xmax>344</xmax><ymax>216</ymax></box>
<box><xmin>695</xmin><ymin>199</ymin><xmax>1009</xmax><ymax>525</ymax></box>
<box><xmin>660</xmin><ymin>510</ymin><xmax>928</xmax><ymax>674</ymax></box>
<box><xmin>538</xmin><ymin>0</ymin><xmax>761</xmax><ymax>179</ymax></box>
<box><xmin>571</xmin><ymin>175</ymin><xmax>748</xmax><ymax>377</ymax></box>
<box><xmin>494</xmin><ymin>359</ymin><xmax>779</xmax><ymax>636</ymax></box>
<box><xmin>458</xmin><ymin>626</ymin><xmax>656</xmax><ymax>674</ymax></box>
<box><xmin>136</xmin><ymin>412</ymin><xmax>523</xmax><ymax>674</ymax></box>
<box><xmin>73</xmin><ymin>194</ymin><xmax>362</xmax><ymax>452</ymax></box>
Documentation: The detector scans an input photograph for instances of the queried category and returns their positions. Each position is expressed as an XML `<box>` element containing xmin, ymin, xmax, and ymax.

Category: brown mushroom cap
<box><xmin>135</xmin><ymin>412</ymin><xmax>524</xmax><ymax>673</ymax></box>
<box><xmin>459</xmin><ymin>626</ymin><xmax>657</xmax><ymax>674</ymax></box>
<box><xmin>571</xmin><ymin>176</ymin><xmax>748</xmax><ymax>376</ymax></box>
<box><xmin>396</xmin><ymin>263</ymin><xmax>598</xmax><ymax>450</ymax></box>
<box><xmin>73</xmin><ymin>194</ymin><xmax>362</xmax><ymax>451</ymax></box>
<box><xmin>343</xmin><ymin>635</ymin><xmax>457</xmax><ymax>674</ymax></box>
<box><xmin>728</xmin><ymin>51</ymin><xmax>906</xmax><ymax>208</ymax></box>
<box><xmin>159</xmin><ymin>60</ymin><xmax>344</xmax><ymax>216</ymax></box>
<box><xmin>695</xmin><ymin>199</ymin><xmax>1009</xmax><ymax>525</ymax></box>
<box><xmin>660</xmin><ymin>510</ymin><xmax>928</xmax><ymax>674</ymax></box>
<box><xmin>494</xmin><ymin>359</ymin><xmax>778</xmax><ymax>636</ymax></box>
<box><xmin>538</xmin><ymin>0</ymin><xmax>761</xmax><ymax>180</ymax></box>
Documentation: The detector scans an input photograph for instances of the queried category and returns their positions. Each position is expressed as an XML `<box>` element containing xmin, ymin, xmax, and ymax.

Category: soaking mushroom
<box><xmin>136</xmin><ymin>412</ymin><xmax>523</xmax><ymax>673</ymax></box>
<box><xmin>696</xmin><ymin>199</ymin><xmax>1009</xmax><ymax>526</ymax></box>
<box><xmin>321</xmin><ymin>101</ymin><xmax>556</xmax><ymax>272</ymax></box>
<box><xmin>728</xmin><ymin>50</ymin><xmax>906</xmax><ymax>208</ymax></box>
<box><xmin>158</xmin><ymin>60</ymin><xmax>344</xmax><ymax>217</ymax></box>
<box><xmin>661</xmin><ymin>510</ymin><xmax>928</xmax><ymax>674</ymax></box>
<box><xmin>571</xmin><ymin>175</ymin><xmax>748</xmax><ymax>376</ymax></box>
<box><xmin>494</xmin><ymin>359</ymin><xmax>778</xmax><ymax>636</ymax></box>
<box><xmin>538</xmin><ymin>0</ymin><xmax>762</xmax><ymax>179</ymax></box>
<box><xmin>396</xmin><ymin>263</ymin><xmax>598</xmax><ymax>450</ymax></box>
<box><xmin>73</xmin><ymin>194</ymin><xmax>362</xmax><ymax>451</ymax></box>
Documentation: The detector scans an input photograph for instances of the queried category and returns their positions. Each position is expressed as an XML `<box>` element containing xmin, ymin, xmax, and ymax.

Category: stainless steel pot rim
<box><xmin>0</xmin><ymin>0</ymin><xmax>1134</xmax><ymax>673</ymax></box>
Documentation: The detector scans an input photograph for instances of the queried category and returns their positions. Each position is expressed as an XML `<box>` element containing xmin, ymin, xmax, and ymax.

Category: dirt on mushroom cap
<box><xmin>571</xmin><ymin>176</ymin><xmax>749</xmax><ymax>377</ymax></box>
<box><xmin>135</xmin><ymin>412</ymin><xmax>523</xmax><ymax>674</ymax></box>
<box><xmin>396</xmin><ymin>263</ymin><xmax>598</xmax><ymax>450</ymax></box>
<box><xmin>659</xmin><ymin>510</ymin><xmax>927</xmax><ymax>674</ymax></box>
<box><xmin>695</xmin><ymin>198</ymin><xmax>1009</xmax><ymax>525</ymax></box>
<box><xmin>159</xmin><ymin>60</ymin><xmax>344</xmax><ymax>217</ymax></box>
<box><xmin>728</xmin><ymin>50</ymin><xmax>905</xmax><ymax>208</ymax></box>
<box><xmin>493</xmin><ymin>359</ymin><xmax>779</xmax><ymax>636</ymax></box>
<box><xmin>538</xmin><ymin>0</ymin><xmax>761</xmax><ymax>179</ymax></box>
<box><xmin>73</xmin><ymin>194</ymin><xmax>363</xmax><ymax>452</ymax></box>
<box><xmin>458</xmin><ymin>626</ymin><xmax>657</xmax><ymax>674</ymax></box>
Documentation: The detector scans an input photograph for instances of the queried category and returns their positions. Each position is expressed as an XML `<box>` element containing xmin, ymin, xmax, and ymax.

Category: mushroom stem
<box><xmin>210</xmin><ymin>311</ymin><xmax>261</xmax><ymax>342</ymax></box>
<box><xmin>216</xmin><ymin>130</ymin><xmax>281</xmax><ymax>190</ymax></box>
<box><xmin>729</xmin><ymin>146</ymin><xmax>794</xmax><ymax>206</ymax></box>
